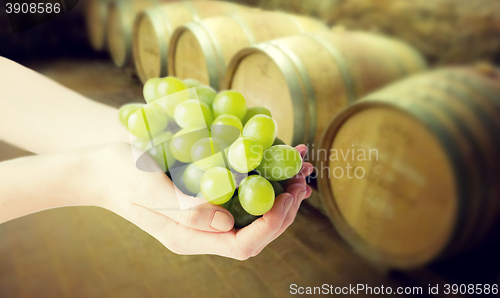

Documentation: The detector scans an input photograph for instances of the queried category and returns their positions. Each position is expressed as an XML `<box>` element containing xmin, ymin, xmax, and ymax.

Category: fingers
<box><xmin>151</xmin><ymin>191</ymin><xmax>235</xmax><ymax>233</ymax></box>
<box><xmin>124</xmin><ymin>144</ymin><xmax>313</xmax><ymax>260</ymax></box>
<box><xmin>284</xmin><ymin>162</ymin><xmax>313</xmax><ymax>188</ymax></box>
<box><xmin>125</xmin><ymin>184</ymin><xmax>308</xmax><ymax>261</ymax></box>
<box><xmin>175</xmin><ymin>183</ymin><xmax>311</xmax><ymax>260</ymax></box>
<box><xmin>124</xmin><ymin>203</ymin><xmax>237</xmax><ymax>257</ymax></box>
<box><xmin>127</xmin><ymin>205</ymin><xmax>240</xmax><ymax>260</ymax></box>
<box><xmin>298</xmin><ymin>162</ymin><xmax>314</xmax><ymax>178</ymax></box>
<box><xmin>263</xmin><ymin>183</ymin><xmax>308</xmax><ymax>247</ymax></box>
<box><xmin>123</xmin><ymin>201</ymin><xmax>180</xmax><ymax>241</ymax></box>
<box><xmin>295</xmin><ymin>144</ymin><xmax>308</xmax><ymax>159</ymax></box>
<box><xmin>280</xmin><ymin>183</ymin><xmax>308</xmax><ymax>230</ymax></box>
<box><xmin>230</xmin><ymin>192</ymin><xmax>294</xmax><ymax>258</ymax></box>
<box><xmin>135</xmin><ymin>172</ymin><xmax>234</xmax><ymax>232</ymax></box>
<box><xmin>172</xmin><ymin>202</ymin><xmax>234</xmax><ymax>232</ymax></box>
<box><xmin>305</xmin><ymin>185</ymin><xmax>312</xmax><ymax>198</ymax></box>
<box><xmin>250</xmin><ymin>183</ymin><xmax>308</xmax><ymax>255</ymax></box>
<box><xmin>231</xmin><ymin>183</ymin><xmax>308</xmax><ymax>258</ymax></box>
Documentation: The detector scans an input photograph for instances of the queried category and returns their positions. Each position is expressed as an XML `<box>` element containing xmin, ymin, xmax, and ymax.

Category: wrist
<box><xmin>0</xmin><ymin>150</ymin><xmax>105</xmax><ymax>223</ymax></box>
<box><xmin>76</xmin><ymin>143</ymin><xmax>134</xmax><ymax>211</ymax></box>
<box><xmin>72</xmin><ymin>148</ymin><xmax>112</xmax><ymax>209</ymax></box>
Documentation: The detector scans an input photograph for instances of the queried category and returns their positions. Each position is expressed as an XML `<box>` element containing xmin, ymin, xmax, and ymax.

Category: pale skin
<box><xmin>0</xmin><ymin>57</ymin><xmax>313</xmax><ymax>260</ymax></box>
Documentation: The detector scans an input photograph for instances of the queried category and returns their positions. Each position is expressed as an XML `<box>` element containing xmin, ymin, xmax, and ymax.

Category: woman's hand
<box><xmin>85</xmin><ymin>143</ymin><xmax>313</xmax><ymax>260</ymax></box>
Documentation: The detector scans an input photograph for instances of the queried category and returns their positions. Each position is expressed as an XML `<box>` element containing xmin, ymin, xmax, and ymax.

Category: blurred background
<box><xmin>1</xmin><ymin>0</ymin><xmax>500</xmax><ymax>297</ymax></box>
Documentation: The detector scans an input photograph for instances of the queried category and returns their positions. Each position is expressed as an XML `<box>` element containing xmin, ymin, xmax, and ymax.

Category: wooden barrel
<box><xmin>85</xmin><ymin>0</ymin><xmax>110</xmax><ymax>51</ymax></box>
<box><xmin>221</xmin><ymin>30</ymin><xmax>427</xmax><ymax>147</ymax></box>
<box><xmin>168</xmin><ymin>11</ymin><xmax>329</xmax><ymax>90</ymax></box>
<box><xmin>132</xmin><ymin>0</ymin><xmax>246</xmax><ymax>83</ymax></box>
<box><xmin>317</xmin><ymin>65</ymin><xmax>500</xmax><ymax>269</ymax></box>
<box><xmin>108</xmin><ymin>0</ymin><xmax>177</xmax><ymax>67</ymax></box>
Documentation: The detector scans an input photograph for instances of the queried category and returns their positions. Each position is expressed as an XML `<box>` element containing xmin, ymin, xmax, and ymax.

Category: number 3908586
<box><xmin>6</xmin><ymin>3</ymin><xmax>61</xmax><ymax>14</ymax></box>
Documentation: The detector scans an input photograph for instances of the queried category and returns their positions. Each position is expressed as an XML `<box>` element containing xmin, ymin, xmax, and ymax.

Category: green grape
<box><xmin>242</xmin><ymin>114</ymin><xmax>277</xmax><ymax>149</ymax></box>
<box><xmin>152</xmin><ymin>89</ymin><xmax>191</xmax><ymax>118</ymax></box>
<box><xmin>242</xmin><ymin>106</ymin><xmax>272</xmax><ymax>124</ymax></box>
<box><xmin>169</xmin><ymin>128</ymin><xmax>209</xmax><ymax>163</ymax></box>
<box><xmin>210</xmin><ymin>123</ymin><xmax>241</xmax><ymax>150</ymax></box>
<box><xmin>212</xmin><ymin>90</ymin><xmax>247</xmax><ymax>121</ymax></box>
<box><xmin>272</xmin><ymin>137</ymin><xmax>286</xmax><ymax>146</ymax></box>
<box><xmin>228</xmin><ymin>194</ymin><xmax>260</xmax><ymax>229</ymax></box>
<box><xmin>238</xmin><ymin>175</ymin><xmax>275</xmax><ymax>216</ymax></box>
<box><xmin>191</xmin><ymin>137</ymin><xmax>229</xmax><ymax>171</ymax></box>
<box><xmin>220</xmin><ymin>195</ymin><xmax>234</xmax><ymax>210</ymax></box>
<box><xmin>200</xmin><ymin>167</ymin><xmax>236</xmax><ymax>205</ymax></box>
<box><xmin>270</xmin><ymin>180</ymin><xmax>285</xmax><ymax>196</ymax></box>
<box><xmin>228</xmin><ymin>137</ymin><xmax>263</xmax><ymax>173</ymax></box>
<box><xmin>183</xmin><ymin>163</ymin><xmax>205</xmax><ymax>194</ymax></box>
<box><xmin>256</xmin><ymin>145</ymin><xmax>302</xmax><ymax>181</ymax></box>
<box><xmin>183</xmin><ymin>78</ymin><xmax>202</xmax><ymax>88</ymax></box>
<box><xmin>156</xmin><ymin>76</ymin><xmax>187</xmax><ymax>98</ymax></box>
<box><xmin>212</xmin><ymin>114</ymin><xmax>243</xmax><ymax>133</ymax></box>
<box><xmin>148</xmin><ymin>140</ymin><xmax>177</xmax><ymax>172</ymax></box>
<box><xmin>134</xmin><ymin>131</ymin><xmax>176</xmax><ymax>172</ymax></box>
<box><xmin>232</xmin><ymin>170</ymin><xmax>248</xmax><ymax>188</ymax></box>
<box><xmin>152</xmin><ymin>130</ymin><xmax>173</xmax><ymax>145</ymax></box>
<box><xmin>174</xmin><ymin>99</ymin><xmax>213</xmax><ymax>129</ymax></box>
<box><xmin>131</xmin><ymin>137</ymin><xmax>149</xmax><ymax>151</ymax></box>
<box><xmin>196</xmin><ymin>86</ymin><xmax>217</xmax><ymax>107</ymax></box>
<box><xmin>143</xmin><ymin>78</ymin><xmax>162</xmax><ymax>103</ymax></box>
<box><xmin>128</xmin><ymin>105</ymin><xmax>168</xmax><ymax>139</ymax></box>
<box><xmin>119</xmin><ymin>103</ymin><xmax>144</xmax><ymax>127</ymax></box>
<box><xmin>170</xmin><ymin>166</ymin><xmax>191</xmax><ymax>195</ymax></box>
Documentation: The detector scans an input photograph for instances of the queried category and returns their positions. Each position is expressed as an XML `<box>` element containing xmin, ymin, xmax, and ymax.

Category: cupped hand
<box><xmin>85</xmin><ymin>143</ymin><xmax>313</xmax><ymax>260</ymax></box>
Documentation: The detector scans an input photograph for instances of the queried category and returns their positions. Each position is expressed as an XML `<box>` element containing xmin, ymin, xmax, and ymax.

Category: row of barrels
<box><xmin>85</xmin><ymin>0</ymin><xmax>327</xmax><ymax>80</ymax></box>
<box><xmin>85</xmin><ymin>1</ymin><xmax>500</xmax><ymax>270</ymax></box>
<box><xmin>319</xmin><ymin>64</ymin><xmax>500</xmax><ymax>269</ymax></box>
<box><xmin>85</xmin><ymin>0</ymin><xmax>427</xmax><ymax>146</ymax></box>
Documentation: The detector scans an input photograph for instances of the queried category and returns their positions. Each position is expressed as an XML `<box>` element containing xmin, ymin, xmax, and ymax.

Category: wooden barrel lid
<box><xmin>85</xmin><ymin>0</ymin><xmax>107</xmax><ymax>51</ymax></box>
<box><xmin>170</xmin><ymin>11</ymin><xmax>327</xmax><ymax>90</ymax></box>
<box><xmin>360</xmin><ymin>74</ymin><xmax>489</xmax><ymax>257</ymax></box>
<box><xmin>168</xmin><ymin>24</ymin><xmax>212</xmax><ymax>87</ymax></box>
<box><xmin>320</xmin><ymin>102</ymin><xmax>459</xmax><ymax>268</ymax></box>
<box><xmin>363</xmin><ymin>70</ymin><xmax>500</xmax><ymax>252</ymax></box>
<box><xmin>107</xmin><ymin>2</ymin><xmax>129</xmax><ymax>67</ymax></box>
<box><xmin>133</xmin><ymin>9</ymin><xmax>168</xmax><ymax>83</ymax></box>
<box><xmin>224</xmin><ymin>44</ymin><xmax>316</xmax><ymax>146</ymax></box>
<box><xmin>228</xmin><ymin>50</ymin><xmax>296</xmax><ymax>145</ymax></box>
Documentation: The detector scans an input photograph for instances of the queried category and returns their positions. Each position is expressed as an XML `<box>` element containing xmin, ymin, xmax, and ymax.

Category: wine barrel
<box><xmin>108</xmin><ymin>0</ymin><xmax>178</xmax><ymax>67</ymax></box>
<box><xmin>317</xmin><ymin>65</ymin><xmax>500</xmax><ymax>269</ymax></box>
<box><xmin>85</xmin><ymin>0</ymin><xmax>110</xmax><ymax>51</ymax></box>
<box><xmin>221</xmin><ymin>30</ymin><xmax>427</xmax><ymax>147</ymax></box>
<box><xmin>132</xmin><ymin>1</ymin><xmax>247</xmax><ymax>83</ymax></box>
<box><xmin>168</xmin><ymin>11</ymin><xmax>329</xmax><ymax>90</ymax></box>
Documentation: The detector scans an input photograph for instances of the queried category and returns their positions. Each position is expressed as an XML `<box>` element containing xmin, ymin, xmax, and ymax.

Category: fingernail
<box><xmin>283</xmin><ymin>195</ymin><xmax>293</xmax><ymax>214</ymax></box>
<box><xmin>298</xmin><ymin>190</ymin><xmax>307</xmax><ymax>201</ymax></box>
<box><xmin>305</xmin><ymin>186</ymin><xmax>312</xmax><ymax>198</ymax></box>
<box><xmin>303</xmin><ymin>166</ymin><xmax>314</xmax><ymax>177</ymax></box>
<box><xmin>286</xmin><ymin>183</ymin><xmax>305</xmax><ymax>194</ymax></box>
<box><xmin>211</xmin><ymin>211</ymin><xmax>233</xmax><ymax>231</ymax></box>
<box><xmin>308</xmin><ymin>166</ymin><xmax>314</xmax><ymax>175</ymax></box>
<box><xmin>300</xmin><ymin>150</ymin><xmax>307</xmax><ymax>159</ymax></box>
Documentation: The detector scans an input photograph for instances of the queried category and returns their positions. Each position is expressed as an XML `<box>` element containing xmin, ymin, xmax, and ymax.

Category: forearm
<box><xmin>0</xmin><ymin>57</ymin><xmax>129</xmax><ymax>154</ymax></box>
<box><xmin>0</xmin><ymin>151</ymin><xmax>98</xmax><ymax>223</ymax></box>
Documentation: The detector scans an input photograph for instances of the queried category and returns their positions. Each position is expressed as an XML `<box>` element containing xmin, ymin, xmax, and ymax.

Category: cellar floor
<box><xmin>0</xmin><ymin>58</ymin><xmax>498</xmax><ymax>298</ymax></box>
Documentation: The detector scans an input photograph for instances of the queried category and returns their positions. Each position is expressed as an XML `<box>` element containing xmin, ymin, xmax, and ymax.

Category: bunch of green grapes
<box><xmin>118</xmin><ymin>77</ymin><xmax>303</xmax><ymax>229</ymax></box>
